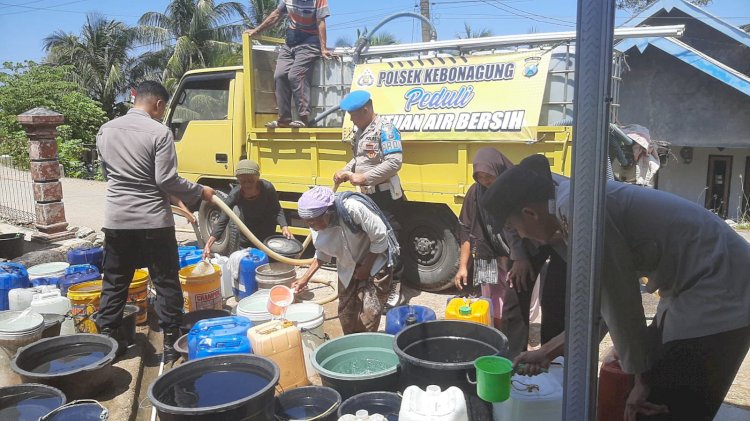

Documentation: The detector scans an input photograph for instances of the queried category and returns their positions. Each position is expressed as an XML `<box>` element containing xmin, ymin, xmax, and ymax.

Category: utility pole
<box><xmin>420</xmin><ymin>0</ymin><xmax>431</xmax><ymax>42</ymax></box>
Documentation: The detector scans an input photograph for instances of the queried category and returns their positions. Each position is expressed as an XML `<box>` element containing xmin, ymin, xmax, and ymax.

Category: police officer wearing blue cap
<box><xmin>334</xmin><ymin>90</ymin><xmax>405</xmax><ymax>308</ymax></box>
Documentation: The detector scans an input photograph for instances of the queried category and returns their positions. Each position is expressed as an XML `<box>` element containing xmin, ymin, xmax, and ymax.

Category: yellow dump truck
<box><xmin>167</xmin><ymin>33</ymin><xmax>613</xmax><ymax>291</ymax></box>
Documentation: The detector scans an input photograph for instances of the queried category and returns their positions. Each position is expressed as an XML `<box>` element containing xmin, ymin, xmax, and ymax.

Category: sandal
<box><xmin>265</xmin><ymin>120</ymin><xmax>291</xmax><ymax>128</ymax></box>
<box><xmin>288</xmin><ymin>120</ymin><xmax>307</xmax><ymax>128</ymax></box>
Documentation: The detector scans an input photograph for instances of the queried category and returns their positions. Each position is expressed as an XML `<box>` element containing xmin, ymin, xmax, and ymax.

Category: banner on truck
<box><xmin>343</xmin><ymin>50</ymin><xmax>551</xmax><ymax>142</ymax></box>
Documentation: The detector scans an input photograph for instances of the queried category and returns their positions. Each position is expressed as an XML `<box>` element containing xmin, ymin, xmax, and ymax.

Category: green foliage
<box><xmin>136</xmin><ymin>0</ymin><xmax>247</xmax><ymax>91</ymax></box>
<box><xmin>0</xmin><ymin>61</ymin><xmax>107</xmax><ymax>178</ymax></box>
<box><xmin>246</xmin><ymin>0</ymin><xmax>286</xmax><ymax>38</ymax></box>
<box><xmin>457</xmin><ymin>22</ymin><xmax>493</xmax><ymax>39</ymax></box>
<box><xmin>44</xmin><ymin>14</ymin><xmax>135</xmax><ymax>118</ymax></box>
<box><xmin>616</xmin><ymin>0</ymin><xmax>712</xmax><ymax>11</ymax></box>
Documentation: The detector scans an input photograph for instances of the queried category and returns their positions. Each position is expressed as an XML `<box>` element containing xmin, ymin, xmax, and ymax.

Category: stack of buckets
<box><xmin>66</xmin><ymin>268</ymin><xmax>150</xmax><ymax>332</ymax></box>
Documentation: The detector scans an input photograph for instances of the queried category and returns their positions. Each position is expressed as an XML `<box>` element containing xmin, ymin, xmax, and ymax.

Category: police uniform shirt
<box><xmin>342</xmin><ymin>115</ymin><xmax>403</xmax><ymax>188</ymax></box>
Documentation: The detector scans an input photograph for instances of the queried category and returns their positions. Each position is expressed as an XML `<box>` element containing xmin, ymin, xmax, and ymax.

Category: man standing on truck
<box><xmin>244</xmin><ymin>0</ymin><xmax>332</xmax><ymax>128</ymax></box>
<box><xmin>334</xmin><ymin>90</ymin><xmax>405</xmax><ymax>308</ymax></box>
<box><xmin>95</xmin><ymin>81</ymin><xmax>215</xmax><ymax>363</ymax></box>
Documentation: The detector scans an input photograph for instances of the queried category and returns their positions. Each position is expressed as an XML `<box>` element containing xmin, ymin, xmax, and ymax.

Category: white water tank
<box><xmin>399</xmin><ymin>385</ymin><xmax>468</xmax><ymax>421</ymax></box>
<box><xmin>492</xmin><ymin>372</ymin><xmax>563</xmax><ymax>421</ymax></box>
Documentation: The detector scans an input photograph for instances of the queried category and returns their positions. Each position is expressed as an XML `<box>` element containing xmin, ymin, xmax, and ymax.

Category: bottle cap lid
<box><xmin>459</xmin><ymin>305</ymin><xmax>471</xmax><ymax>315</ymax></box>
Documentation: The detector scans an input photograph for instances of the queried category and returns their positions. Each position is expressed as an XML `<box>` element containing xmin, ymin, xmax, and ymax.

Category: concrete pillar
<box><xmin>17</xmin><ymin>108</ymin><xmax>74</xmax><ymax>242</ymax></box>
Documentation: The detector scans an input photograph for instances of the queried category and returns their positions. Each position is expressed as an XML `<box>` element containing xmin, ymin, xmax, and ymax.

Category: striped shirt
<box><xmin>278</xmin><ymin>0</ymin><xmax>330</xmax><ymax>35</ymax></box>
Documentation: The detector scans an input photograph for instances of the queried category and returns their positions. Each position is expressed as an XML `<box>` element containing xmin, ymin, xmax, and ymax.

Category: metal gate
<box><xmin>0</xmin><ymin>155</ymin><xmax>36</xmax><ymax>225</ymax></box>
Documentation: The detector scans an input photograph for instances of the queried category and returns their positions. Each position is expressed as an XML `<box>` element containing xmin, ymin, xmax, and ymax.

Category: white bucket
<box><xmin>284</xmin><ymin>302</ymin><xmax>326</xmax><ymax>381</ymax></box>
<box><xmin>27</xmin><ymin>262</ymin><xmax>69</xmax><ymax>280</ymax></box>
<box><xmin>0</xmin><ymin>310</ymin><xmax>45</xmax><ymax>354</ymax></box>
<box><xmin>236</xmin><ymin>289</ymin><xmax>272</xmax><ymax>325</ymax></box>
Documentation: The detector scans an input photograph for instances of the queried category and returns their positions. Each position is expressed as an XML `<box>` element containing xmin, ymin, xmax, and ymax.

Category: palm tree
<box><xmin>44</xmin><ymin>14</ymin><xmax>135</xmax><ymax>117</ymax></box>
<box><xmin>369</xmin><ymin>32</ymin><xmax>399</xmax><ymax>46</ymax></box>
<box><xmin>355</xmin><ymin>28</ymin><xmax>399</xmax><ymax>47</ymax></box>
<box><xmin>136</xmin><ymin>0</ymin><xmax>247</xmax><ymax>91</ymax></box>
<box><xmin>457</xmin><ymin>22</ymin><xmax>493</xmax><ymax>39</ymax></box>
<box><xmin>246</xmin><ymin>0</ymin><xmax>286</xmax><ymax>38</ymax></box>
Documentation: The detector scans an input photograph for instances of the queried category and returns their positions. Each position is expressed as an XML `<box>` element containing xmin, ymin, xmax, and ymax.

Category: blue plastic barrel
<box><xmin>66</xmin><ymin>247</ymin><xmax>104</xmax><ymax>271</ymax></box>
<box><xmin>179</xmin><ymin>250</ymin><xmax>203</xmax><ymax>268</ymax></box>
<box><xmin>188</xmin><ymin>315</ymin><xmax>253</xmax><ymax>360</ymax></box>
<box><xmin>31</xmin><ymin>276</ymin><xmax>62</xmax><ymax>288</ymax></box>
<box><xmin>237</xmin><ymin>249</ymin><xmax>269</xmax><ymax>299</ymax></box>
<box><xmin>60</xmin><ymin>264</ymin><xmax>100</xmax><ymax>294</ymax></box>
<box><xmin>0</xmin><ymin>263</ymin><xmax>30</xmax><ymax>310</ymax></box>
<box><xmin>385</xmin><ymin>305</ymin><xmax>437</xmax><ymax>335</ymax></box>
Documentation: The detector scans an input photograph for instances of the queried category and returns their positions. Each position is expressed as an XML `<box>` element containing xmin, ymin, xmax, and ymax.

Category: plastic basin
<box><xmin>11</xmin><ymin>334</ymin><xmax>118</xmax><ymax>400</ymax></box>
<box><xmin>0</xmin><ymin>383</ymin><xmax>66</xmax><ymax>421</ymax></box>
<box><xmin>148</xmin><ymin>354</ymin><xmax>280</xmax><ymax>421</ymax></box>
<box><xmin>312</xmin><ymin>333</ymin><xmax>399</xmax><ymax>400</ymax></box>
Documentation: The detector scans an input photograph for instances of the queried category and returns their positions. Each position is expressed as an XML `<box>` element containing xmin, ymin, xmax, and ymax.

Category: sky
<box><xmin>0</xmin><ymin>0</ymin><xmax>748</xmax><ymax>64</ymax></box>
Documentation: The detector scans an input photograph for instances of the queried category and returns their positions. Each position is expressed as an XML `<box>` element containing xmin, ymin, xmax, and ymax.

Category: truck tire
<box><xmin>198</xmin><ymin>190</ymin><xmax>241</xmax><ymax>257</ymax></box>
<box><xmin>399</xmin><ymin>205</ymin><xmax>459</xmax><ymax>292</ymax></box>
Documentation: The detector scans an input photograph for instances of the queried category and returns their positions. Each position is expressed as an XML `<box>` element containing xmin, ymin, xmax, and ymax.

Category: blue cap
<box><xmin>340</xmin><ymin>90</ymin><xmax>372</xmax><ymax>112</ymax></box>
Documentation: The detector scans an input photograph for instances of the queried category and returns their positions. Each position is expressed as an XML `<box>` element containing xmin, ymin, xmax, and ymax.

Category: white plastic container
<box><xmin>236</xmin><ymin>289</ymin><xmax>272</xmax><ymax>325</ymax></box>
<box><xmin>211</xmin><ymin>254</ymin><xmax>233</xmax><ymax>298</ymax></box>
<box><xmin>284</xmin><ymin>302</ymin><xmax>326</xmax><ymax>381</ymax></box>
<box><xmin>30</xmin><ymin>292</ymin><xmax>71</xmax><ymax>316</ymax></box>
<box><xmin>27</xmin><ymin>262</ymin><xmax>69</xmax><ymax>280</ymax></box>
<box><xmin>338</xmin><ymin>410</ymin><xmax>386</xmax><ymax>421</ymax></box>
<box><xmin>400</xmin><ymin>385</ymin><xmax>468</xmax><ymax>421</ymax></box>
<box><xmin>492</xmin><ymin>372</ymin><xmax>563</xmax><ymax>421</ymax></box>
<box><xmin>0</xmin><ymin>310</ymin><xmax>45</xmax><ymax>353</ymax></box>
<box><xmin>8</xmin><ymin>286</ymin><xmax>60</xmax><ymax>311</ymax></box>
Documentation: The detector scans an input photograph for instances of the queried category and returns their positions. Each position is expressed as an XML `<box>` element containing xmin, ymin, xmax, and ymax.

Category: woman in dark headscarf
<box><xmin>455</xmin><ymin>147</ymin><xmax>565</xmax><ymax>358</ymax></box>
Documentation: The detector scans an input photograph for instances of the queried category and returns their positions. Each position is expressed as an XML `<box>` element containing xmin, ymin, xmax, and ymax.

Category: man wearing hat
<box><xmin>203</xmin><ymin>159</ymin><xmax>293</xmax><ymax>258</ymax></box>
<box><xmin>482</xmin><ymin>154</ymin><xmax>750</xmax><ymax>421</ymax></box>
<box><xmin>334</xmin><ymin>89</ymin><xmax>405</xmax><ymax>308</ymax></box>
<box><xmin>292</xmin><ymin>186</ymin><xmax>400</xmax><ymax>333</ymax></box>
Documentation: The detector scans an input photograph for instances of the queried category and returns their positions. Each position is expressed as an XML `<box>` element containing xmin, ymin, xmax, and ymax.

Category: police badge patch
<box><xmin>524</xmin><ymin>56</ymin><xmax>542</xmax><ymax>78</ymax></box>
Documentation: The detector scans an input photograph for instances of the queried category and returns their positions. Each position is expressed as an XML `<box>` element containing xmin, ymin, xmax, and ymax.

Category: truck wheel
<box><xmin>399</xmin><ymin>206</ymin><xmax>459</xmax><ymax>292</ymax></box>
<box><xmin>198</xmin><ymin>190</ymin><xmax>241</xmax><ymax>257</ymax></box>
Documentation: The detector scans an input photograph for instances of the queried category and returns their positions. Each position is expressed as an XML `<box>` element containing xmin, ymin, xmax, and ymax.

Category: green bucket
<box><xmin>470</xmin><ymin>355</ymin><xmax>513</xmax><ymax>402</ymax></box>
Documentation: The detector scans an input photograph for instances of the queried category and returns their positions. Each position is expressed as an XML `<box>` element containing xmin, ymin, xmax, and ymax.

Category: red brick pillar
<box><xmin>17</xmin><ymin>108</ymin><xmax>74</xmax><ymax>242</ymax></box>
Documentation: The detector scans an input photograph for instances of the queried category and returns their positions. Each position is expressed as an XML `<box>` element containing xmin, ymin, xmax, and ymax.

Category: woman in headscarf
<box><xmin>455</xmin><ymin>147</ymin><xmax>566</xmax><ymax>358</ymax></box>
<box><xmin>293</xmin><ymin>186</ymin><xmax>399</xmax><ymax>333</ymax></box>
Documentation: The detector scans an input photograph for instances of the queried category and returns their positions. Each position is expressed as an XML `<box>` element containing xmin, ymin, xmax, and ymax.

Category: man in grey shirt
<box><xmin>96</xmin><ymin>81</ymin><xmax>214</xmax><ymax>362</ymax></box>
<box><xmin>484</xmin><ymin>154</ymin><xmax>750</xmax><ymax>421</ymax></box>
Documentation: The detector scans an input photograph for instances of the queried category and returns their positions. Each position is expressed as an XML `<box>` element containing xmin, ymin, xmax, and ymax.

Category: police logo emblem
<box><xmin>357</xmin><ymin>69</ymin><xmax>375</xmax><ymax>87</ymax></box>
<box><xmin>524</xmin><ymin>57</ymin><xmax>542</xmax><ymax>78</ymax></box>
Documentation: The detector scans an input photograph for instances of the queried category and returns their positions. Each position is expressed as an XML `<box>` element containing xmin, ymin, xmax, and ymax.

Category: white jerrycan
<box><xmin>399</xmin><ymin>385</ymin><xmax>468</xmax><ymax>421</ymax></box>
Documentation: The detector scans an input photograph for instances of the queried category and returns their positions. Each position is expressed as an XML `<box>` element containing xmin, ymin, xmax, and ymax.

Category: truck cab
<box><xmin>167</xmin><ymin>35</ymin><xmax>591</xmax><ymax>291</ymax></box>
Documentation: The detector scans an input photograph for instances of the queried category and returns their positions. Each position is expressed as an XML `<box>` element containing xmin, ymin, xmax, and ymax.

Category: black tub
<box><xmin>393</xmin><ymin>320</ymin><xmax>508</xmax><ymax>394</ymax></box>
<box><xmin>11</xmin><ymin>334</ymin><xmax>118</xmax><ymax>400</ymax></box>
<box><xmin>0</xmin><ymin>233</ymin><xmax>24</xmax><ymax>259</ymax></box>
<box><xmin>148</xmin><ymin>354</ymin><xmax>280</xmax><ymax>421</ymax></box>
<box><xmin>275</xmin><ymin>386</ymin><xmax>341</xmax><ymax>421</ymax></box>
<box><xmin>0</xmin><ymin>383</ymin><xmax>66</xmax><ymax>421</ymax></box>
